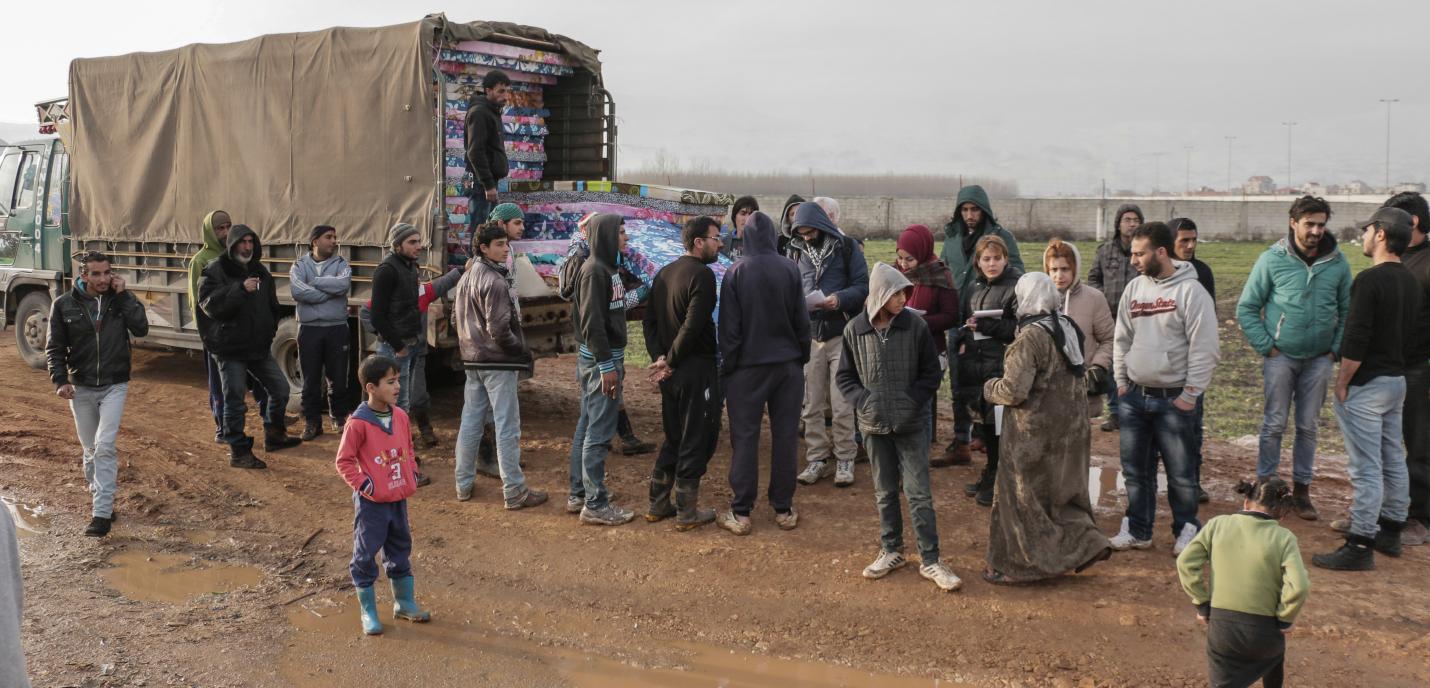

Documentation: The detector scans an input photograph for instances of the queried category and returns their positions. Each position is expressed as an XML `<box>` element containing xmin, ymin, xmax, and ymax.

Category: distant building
<box><xmin>1242</xmin><ymin>176</ymin><xmax>1276</xmax><ymax>195</ymax></box>
<box><xmin>1392</xmin><ymin>182</ymin><xmax>1427</xmax><ymax>195</ymax></box>
<box><xmin>1342</xmin><ymin>180</ymin><xmax>1373</xmax><ymax>195</ymax></box>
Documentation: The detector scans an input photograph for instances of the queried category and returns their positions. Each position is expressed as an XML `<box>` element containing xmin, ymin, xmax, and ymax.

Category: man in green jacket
<box><xmin>186</xmin><ymin>210</ymin><xmax>269</xmax><ymax>441</ymax></box>
<box><xmin>1236</xmin><ymin>196</ymin><xmax>1351</xmax><ymax>521</ymax></box>
<box><xmin>938</xmin><ymin>184</ymin><xmax>1024</xmax><ymax>464</ymax></box>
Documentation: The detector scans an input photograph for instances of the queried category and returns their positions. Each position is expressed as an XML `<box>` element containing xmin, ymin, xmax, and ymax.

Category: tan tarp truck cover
<box><xmin>66</xmin><ymin>15</ymin><xmax>602</xmax><ymax>248</ymax></box>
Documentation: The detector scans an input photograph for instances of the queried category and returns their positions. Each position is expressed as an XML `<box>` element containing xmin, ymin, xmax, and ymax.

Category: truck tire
<box><xmin>14</xmin><ymin>292</ymin><xmax>52</xmax><ymax>370</ymax></box>
<box><xmin>271</xmin><ymin>316</ymin><xmax>303</xmax><ymax>413</ymax></box>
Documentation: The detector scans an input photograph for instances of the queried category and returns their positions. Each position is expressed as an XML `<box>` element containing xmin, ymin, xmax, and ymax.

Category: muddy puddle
<box><xmin>101</xmin><ymin>550</ymin><xmax>264</xmax><ymax>604</ymax></box>
<box><xmin>2</xmin><ymin>495</ymin><xmax>52</xmax><ymax>537</ymax></box>
<box><xmin>283</xmin><ymin>596</ymin><xmax>961</xmax><ymax>687</ymax></box>
<box><xmin>1088</xmin><ymin>456</ymin><xmax>1167</xmax><ymax>510</ymax></box>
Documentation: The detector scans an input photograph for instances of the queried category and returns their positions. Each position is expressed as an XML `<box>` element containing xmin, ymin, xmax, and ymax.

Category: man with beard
<box><xmin>464</xmin><ymin>70</ymin><xmax>511</xmax><ymax>226</ymax></box>
<box><xmin>370</xmin><ymin>222</ymin><xmax>431</xmax><ymax>486</ymax></box>
<box><xmin>290</xmin><ymin>225</ymin><xmax>352</xmax><ymax>440</ymax></box>
<box><xmin>198</xmin><ymin>225</ymin><xmax>301</xmax><ymax>469</ymax></box>
<box><xmin>1089</xmin><ymin>203</ymin><xmax>1145</xmax><ymax>431</ymax></box>
<box><xmin>644</xmin><ymin>217</ymin><xmax>724</xmax><ymax>530</ymax></box>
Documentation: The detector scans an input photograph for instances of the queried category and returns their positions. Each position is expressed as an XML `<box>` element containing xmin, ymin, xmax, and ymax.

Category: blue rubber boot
<box><xmin>356</xmin><ymin>586</ymin><xmax>383</xmax><ymax>635</ymax></box>
<box><xmin>390</xmin><ymin>575</ymin><xmax>431</xmax><ymax>623</ymax></box>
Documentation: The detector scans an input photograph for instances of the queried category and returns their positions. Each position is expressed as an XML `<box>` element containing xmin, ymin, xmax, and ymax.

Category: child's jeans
<box><xmin>864</xmin><ymin>421</ymin><xmax>940</xmax><ymax>564</ymax></box>
<box><xmin>350</xmin><ymin>494</ymin><xmax>412</xmax><ymax>588</ymax></box>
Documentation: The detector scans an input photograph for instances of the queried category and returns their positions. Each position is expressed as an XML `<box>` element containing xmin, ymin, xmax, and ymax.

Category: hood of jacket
<box><xmin>201</xmin><ymin>210</ymin><xmax>228</xmax><ymax>254</ymax></box>
<box><xmin>866</xmin><ymin>262</ymin><xmax>913</xmax><ymax>323</ymax></box>
<box><xmin>588</xmin><ymin>213</ymin><xmax>622</xmax><ymax>269</ymax></box>
<box><xmin>224</xmin><ymin>223</ymin><xmax>262</xmax><ymax>264</ymax></box>
<box><xmin>1151</xmin><ymin>260</ymin><xmax>1199</xmax><ymax>288</ymax></box>
<box><xmin>790</xmin><ymin>202</ymin><xmax>841</xmax><ymax>241</ymax></box>
<box><xmin>779</xmin><ymin>194</ymin><xmax>807</xmax><ymax>237</ymax></box>
<box><xmin>944</xmin><ymin>185</ymin><xmax>997</xmax><ymax>238</ymax></box>
<box><xmin>1046</xmin><ymin>241</ymin><xmax>1086</xmax><ymax>292</ymax></box>
<box><xmin>1110</xmin><ymin>204</ymin><xmax>1144</xmax><ymax>251</ymax></box>
<box><xmin>743</xmin><ymin>211</ymin><xmax>780</xmax><ymax>257</ymax></box>
<box><xmin>1276</xmin><ymin>230</ymin><xmax>1340</xmax><ymax>264</ymax></box>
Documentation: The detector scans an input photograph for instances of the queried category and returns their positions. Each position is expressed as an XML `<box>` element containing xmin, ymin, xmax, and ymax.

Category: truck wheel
<box><xmin>271</xmin><ymin>316</ymin><xmax>303</xmax><ymax>413</ymax></box>
<box><xmin>14</xmin><ymin>292</ymin><xmax>51</xmax><ymax>370</ymax></box>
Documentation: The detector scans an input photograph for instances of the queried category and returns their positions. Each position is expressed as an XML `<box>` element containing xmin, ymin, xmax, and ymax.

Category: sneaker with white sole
<box><xmin>579</xmin><ymin>504</ymin><xmax>635</xmax><ymax>526</ymax></box>
<box><xmin>797</xmin><ymin>460</ymin><xmax>832</xmax><ymax>485</ymax></box>
<box><xmin>774</xmin><ymin>508</ymin><xmax>799</xmax><ymax>531</ymax></box>
<box><xmin>862</xmin><ymin>551</ymin><xmax>908</xmax><ymax>579</ymax></box>
<box><xmin>566</xmin><ymin>495</ymin><xmax>584</xmax><ymax>514</ymax></box>
<box><xmin>919</xmin><ymin>562</ymin><xmax>963</xmax><ymax>591</ymax></box>
<box><xmin>1109</xmin><ymin>517</ymin><xmax>1153</xmax><ymax>551</ymax></box>
<box><xmin>716</xmin><ymin>511</ymin><xmax>752</xmax><ymax>536</ymax></box>
<box><xmin>1172</xmin><ymin>522</ymin><xmax>1199</xmax><ymax>556</ymax></box>
<box><xmin>834</xmin><ymin>460</ymin><xmax>855</xmax><ymax>487</ymax></box>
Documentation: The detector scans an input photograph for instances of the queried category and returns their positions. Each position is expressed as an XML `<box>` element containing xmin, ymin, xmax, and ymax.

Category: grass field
<box><xmin>626</xmin><ymin>238</ymin><xmax>1370</xmax><ymax>451</ymax></box>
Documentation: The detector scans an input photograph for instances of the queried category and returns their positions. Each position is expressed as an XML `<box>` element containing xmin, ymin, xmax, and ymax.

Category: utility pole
<box><xmin>1224</xmin><ymin>136</ymin><xmax>1237</xmax><ymax>193</ymax></box>
<box><xmin>1184</xmin><ymin>146</ymin><xmax>1193</xmax><ymax>195</ymax></box>
<box><xmin>1380</xmin><ymin>98</ymin><xmax>1398</xmax><ymax>191</ymax></box>
<box><xmin>1282</xmin><ymin>122</ymin><xmax>1297</xmax><ymax>192</ymax></box>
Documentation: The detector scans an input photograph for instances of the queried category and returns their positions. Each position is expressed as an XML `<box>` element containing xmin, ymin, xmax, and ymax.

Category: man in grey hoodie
<box><xmin>1088</xmin><ymin>203</ymin><xmax>1145</xmax><ymax>431</ymax></box>
<box><xmin>290</xmin><ymin>225</ymin><xmax>353</xmax><ymax>441</ymax></box>
<box><xmin>1109</xmin><ymin>222</ymin><xmax>1220</xmax><ymax>555</ymax></box>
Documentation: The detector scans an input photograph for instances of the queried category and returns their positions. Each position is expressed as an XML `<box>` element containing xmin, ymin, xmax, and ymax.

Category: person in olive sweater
<box><xmin>1177</xmin><ymin>478</ymin><xmax>1309</xmax><ymax>688</ymax></box>
<box><xmin>46</xmin><ymin>251</ymin><xmax>148</xmax><ymax>537</ymax></box>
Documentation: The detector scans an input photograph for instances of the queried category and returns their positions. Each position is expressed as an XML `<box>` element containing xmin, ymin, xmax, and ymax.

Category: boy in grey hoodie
<box><xmin>1110</xmin><ymin>222</ymin><xmax>1220</xmax><ymax>555</ymax></box>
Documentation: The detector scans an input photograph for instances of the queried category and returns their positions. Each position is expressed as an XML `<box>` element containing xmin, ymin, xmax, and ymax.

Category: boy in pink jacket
<box><xmin>335</xmin><ymin>354</ymin><xmax>431</xmax><ymax>635</ymax></box>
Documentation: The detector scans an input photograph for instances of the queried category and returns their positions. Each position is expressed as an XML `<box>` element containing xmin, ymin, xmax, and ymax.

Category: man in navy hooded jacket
<box><xmin>786</xmin><ymin>202</ymin><xmax>869</xmax><ymax>488</ymax></box>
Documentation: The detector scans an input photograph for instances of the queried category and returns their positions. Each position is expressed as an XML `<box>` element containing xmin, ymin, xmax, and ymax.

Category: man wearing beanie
<box><xmin>465</xmin><ymin>70</ymin><xmax>512</xmax><ymax>227</ymax></box>
<box><xmin>719</xmin><ymin>196</ymin><xmax>759</xmax><ymax>261</ymax></box>
<box><xmin>489</xmin><ymin>203</ymin><xmax>525</xmax><ymax>241</ymax></box>
<box><xmin>290</xmin><ymin>225</ymin><xmax>353</xmax><ymax>440</ymax></box>
<box><xmin>370</xmin><ymin>222</ymin><xmax>430</xmax><ymax>486</ymax></box>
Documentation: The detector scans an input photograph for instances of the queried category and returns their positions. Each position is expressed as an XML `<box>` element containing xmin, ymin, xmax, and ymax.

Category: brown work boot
<box><xmin>931</xmin><ymin>440</ymin><xmax>971</xmax><ymax>468</ymax></box>
<box><xmin>263</xmin><ymin>424</ymin><xmax>302</xmax><ymax>452</ymax></box>
<box><xmin>1293</xmin><ymin>482</ymin><xmax>1319</xmax><ymax>521</ymax></box>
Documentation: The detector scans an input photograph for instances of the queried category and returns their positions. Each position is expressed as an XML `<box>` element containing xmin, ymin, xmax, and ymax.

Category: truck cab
<box><xmin>0</xmin><ymin>135</ymin><xmax>70</xmax><ymax>367</ymax></box>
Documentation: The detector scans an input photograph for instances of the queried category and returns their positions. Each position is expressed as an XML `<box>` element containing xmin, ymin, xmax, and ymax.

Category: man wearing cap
<box><xmin>1314</xmin><ymin>207</ymin><xmax>1421</xmax><ymax>571</ymax></box>
<box><xmin>290</xmin><ymin>225</ymin><xmax>353</xmax><ymax>441</ymax></box>
<box><xmin>370</xmin><ymin>222</ymin><xmax>430</xmax><ymax>485</ymax></box>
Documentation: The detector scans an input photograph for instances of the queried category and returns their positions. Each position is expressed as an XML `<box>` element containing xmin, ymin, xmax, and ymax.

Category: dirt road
<box><xmin>4</xmin><ymin>340</ymin><xmax>1427</xmax><ymax>687</ymax></box>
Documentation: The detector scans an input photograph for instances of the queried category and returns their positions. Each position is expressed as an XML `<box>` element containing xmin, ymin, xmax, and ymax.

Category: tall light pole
<box><xmin>1224</xmin><ymin>136</ymin><xmax>1237</xmax><ymax>193</ymax></box>
<box><xmin>1282</xmin><ymin>122</ymin><xmax>1297</xmax><ymax>193</ymax></box>
<box><xmin>1184</xmin><ymin>146</ymin><xmax>1194</xmax><ymax>195</ymax></box>
<box><xmin>1380</xmin><ymin>98</ymin><xmax>1398</xmax><ymax>191</ymax></box>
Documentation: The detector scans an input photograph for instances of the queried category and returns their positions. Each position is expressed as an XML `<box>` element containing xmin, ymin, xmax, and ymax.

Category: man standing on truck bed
<box><xmin>198</xmin><ymin>225</ymin><xmax>302</xmax><ymax>469</ymax></box>
<box><xmin>370</xmin><ymin>223</ymin><xmax>431</xmax><ymax>486</ymax></box>
<box><xmin>187</xmin><ymin>210</ymin><xmax>271</xmax><ymax>443</ymax></box>
<box><xmin>46</xmin><ymin>251</ymin><xmax>149</xmax><ymax>536</ymax></box>
<box><xmin>290</xmin><ymin>224</ymin><xmax>353</xmax><ymax>441</ymax></box>
<box><xmin>464</xmin><ymin>69</ymin><xmax>511</xmax><ymax>231</ymax></box>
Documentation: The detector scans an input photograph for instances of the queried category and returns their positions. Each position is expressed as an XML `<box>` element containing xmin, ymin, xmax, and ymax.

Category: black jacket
<box><xmin>573</xmin><ymin>214</ymin><xmax>629</xmax><ymax>367</ymax></box>
<box><xmin>718</xmin><ymin>212</ymin><xmax>811</xmax><ymax>374</ymax></box>
<box><xmin>46</xmin><ymin>283</ymin><xmax>149</xmax><ymax>388</ymax></box>
<box><xmin>464</xmin><ymin>94</ymin><xmax>509</xmax><ymax>189</ymax></box>
<box><xmin>955</xmin><ymin>266</ymin><xmax>1024</xmax><ymax>392</ymax></box>
<box><xmin>370</xmin><ymin>252</ymin><xmax>422</xmax><ymax>353</ymax></box>
<box><xmin>197</xmin><ymin>225</ymin><xmax>282</xmax><ymax>359</ymax></box>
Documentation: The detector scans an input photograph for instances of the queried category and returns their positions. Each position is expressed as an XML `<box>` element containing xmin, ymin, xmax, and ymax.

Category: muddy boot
<box><xmin>1374</xmin><ymin>518</ymin><xmax>1404</xmax><ymax>558</ymax></box>
<box><xmin>301</xmin><ymin>417</ymin><xmax>323</xmax><ymax>442</ymax></box>
<box><xmin>1293</xmin><ymin>482</ymin><xmax>1319</xmax><ymax>521</ymax></box>
<box><xmin>413</xmin><ymin>456</ymin><xmax>431</xmax><ymax>487</ymax></box>
<box><xmin>229</xmin><ymin>438</ymin><xmax>267</xmax><ymax>470</ymax></box>
<box><xmin>356</xmin><ymin>585</ymin><xmax>383</xmax><ymax>635</ymax></box>
<box><xmin>645</xmin><ymin>469</ymin><xmax>676</xmax><ymax>522</ymax></box>
<box><xmin>413</xmin><ymin>409</ymin><xmax>439</xmax><ymax>449</ymax></box>
<box><xmin>1312</xmin><ymin>534</ymin><xmax>1375</xmax><ymax>571</ymax></box>
<box><xmin>617</xmin><ymin>409</ymin><xmax>656</xmax><ymax>455</ymax></box>
<box><xmin>931</xmin><ymin>439</ymin><xmax>971</xmax><ymax>468</ymax></box>
<box><xmin>391</xmin><ymin>576</ymin><xmax>431</xmax><ymax>623</ymax></box>
<box><xmin>332</xmin><ymin>415</ymin><xmax>347</xmax><ymax>432</ymax></box>
<box><xmin>964</xmin><ymin>462</ymin><xmax>994</xmax><ymax>497</ymax></box>
<box><xmin>263</xmin><ymin>424</ymin><xmax>302</xmax><ymax>452</ymax></box>
<box><xmin>674</xmin><ymin>479</ymin><xmax>716</xmax><ymax>531</ymax></box>
<box><xmin>475</xmin><ymin>429</ymin><xmax>500</xmax><ymax>479</ymax></box>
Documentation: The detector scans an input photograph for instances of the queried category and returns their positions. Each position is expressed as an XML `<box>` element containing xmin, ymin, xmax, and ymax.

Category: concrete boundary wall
<box><xmin>748</xmin><ymin>195</ymin><xmax>1385</xmax><ymax>241</ymax></box>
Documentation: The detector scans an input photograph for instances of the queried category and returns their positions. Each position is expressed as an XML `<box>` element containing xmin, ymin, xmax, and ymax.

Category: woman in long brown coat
<box><xmin>982</xmin><ymin>272</ymin><xmax>1112</xmax><ymax>583</ymax></box>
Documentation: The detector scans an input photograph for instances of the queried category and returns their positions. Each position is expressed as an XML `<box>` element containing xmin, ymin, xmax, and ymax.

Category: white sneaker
<box><xmin>1172</xmin><ymin>522</ymin><xmax>1199</xmax><ymax>556</ymax></box>
<box><xmin>797</xmin><ymin>460</ymin><xmax>832</xmax><ymax>485</ymax></box>
<box><xmin>1109</xmin><ymin>517</ymin><xmax>1153</xmax><ymax>551</ymax></box>
<box><xmin>862</xmin><ymin>551</ymin><xmax>908</xmax><ymax>579</ymax></box>
<box><xmin>919</xmin><ymin>562</ymin><xmax>963</xmax><ymax>592</ymax></box>
<box><xmin>834</xmin><ymin>460</ymin><xmax>855</xmax><ymax>487</ymax></box>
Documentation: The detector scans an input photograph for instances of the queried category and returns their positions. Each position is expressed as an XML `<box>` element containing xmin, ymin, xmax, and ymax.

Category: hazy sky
<box><xmin>2</xmin><ymin>0</ymin><xmax>1424</xmax><ymax>196</ymax></box>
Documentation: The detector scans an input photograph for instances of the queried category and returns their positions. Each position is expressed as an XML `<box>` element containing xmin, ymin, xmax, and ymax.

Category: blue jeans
<box><xmin>1106</xmin><ymin>372</ymin><xmax>1120</xmax><ymax>415</ymax></box>
<box><xmin>454</xmin><ymin>369</ymin><xmax>526</xmax><ymax>502</ymax></box>
<box><xmin>569</xmin><ymin>357</ymin><xmax>622</xmax><ymax>510</ymax></box>
<box><xmin>69</xmin><ymin>383</ymin><xmax>128</xmax><ymax>518</ymax></box>
<box><xmin>1119</xmin><ymin>384</ymin><xmax>1201</xmax><ymax>540</ymax></box>
<box><xmin>375</xmin><ymin>342</ymin><xmax>415</xmax><ymax>412</ymax></box>
<box><xmin>1333</xmin><ymin>375</ymin><xmax>1410</xmax><ymax>538</ymax></box>
<box><xmin>866</xmin><ymin>422</ymin><xmax>939</xmax><ymax>564</ymax></box>
<box><xmin>215</xmin><ymin>355</ymin><xmax>290</xmax><ymax>445</ymax></box>
<box><xmin>1256</xmin><ymin>353</ymin><xmax>1333</xmax><ymax>485</ymax></box>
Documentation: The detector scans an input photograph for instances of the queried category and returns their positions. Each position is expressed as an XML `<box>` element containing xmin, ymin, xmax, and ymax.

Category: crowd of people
<box><xmin>20</xmin><ymin>68</ymin><xmax>1426</xmax><ymax>687</ymax></box>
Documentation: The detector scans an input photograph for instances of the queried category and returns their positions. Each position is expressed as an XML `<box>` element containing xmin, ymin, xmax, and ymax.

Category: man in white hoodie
<box><xmin>1110</xmin><ymin>222</ymin><xmax>1220</xmax><ymax>555</ymax></box>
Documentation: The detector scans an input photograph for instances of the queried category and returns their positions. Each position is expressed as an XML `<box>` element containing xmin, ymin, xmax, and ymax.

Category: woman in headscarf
<box><xmin>982</xmin><ymin>272</ymin><xmax>1112</xmax><ymax>584</ymax></box>
<box><xmin>1044</xmin><ymin>239</ymin><xmax>1115</xmax><ymax>419</ymax></box>
<box><xmin>895</xmin><ymin>225</ymin><xmax>960</xmax><ymax>461</ymax></box>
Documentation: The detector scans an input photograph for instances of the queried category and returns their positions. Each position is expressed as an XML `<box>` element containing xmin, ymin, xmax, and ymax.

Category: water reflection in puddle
<box><xmin>284</xmin><ymin>597</ymin><xmax>960</xmax><ymax>687</ymax></box>
<box><xmin>1088</xmin><ymin>462</ymin><xmax>1168</xmax><ymax>509</ymax></box>
<box><xmin>2</xmin><ymin>496</ymin><xmax>51</xmax><ymax>537</ymax></box>
<box><xmin>102</xmin><ymin>550</ymin><xmax>263</xmax><ymax>603</ymax></box>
